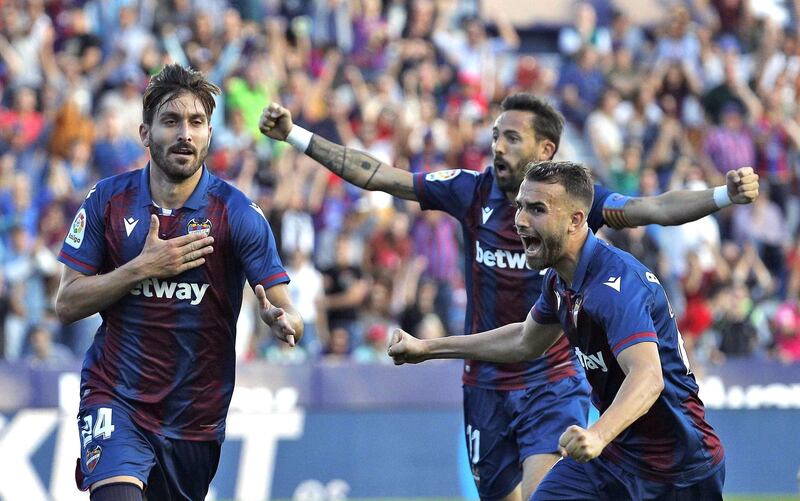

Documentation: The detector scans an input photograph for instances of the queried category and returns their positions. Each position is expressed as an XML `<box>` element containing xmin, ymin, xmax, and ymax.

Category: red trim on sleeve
<box><xmin>611</xmin><ymin>331</ymin><xmax>658</xmax><ymax>355</ymax></box>
<box><xmin>258</xmin><ymin>272</ymin><xmax>289</xmax><ymax>287</ymax></box>
<box><xmin>58</xmin><ymin>251</ymin><xmax>97</xmax><ymax>274</ymax></box>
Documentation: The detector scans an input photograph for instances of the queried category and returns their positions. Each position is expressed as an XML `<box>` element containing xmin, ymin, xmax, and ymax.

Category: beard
<box><xmin>524</xmin><ymin>231</ymin><xmax>566</xmax><ymax>270</ymax></box>
<box><xmin>149</xmin><ymin>141</ymin><xmax>208</xmax><ymax>182</ymax></box>
<box><xmin>494</xmin><ymin>159</ymin><xmax>527</xmax><ymax>195</ymax></box>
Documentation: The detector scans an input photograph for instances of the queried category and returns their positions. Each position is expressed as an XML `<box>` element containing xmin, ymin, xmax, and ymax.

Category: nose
<box><xmin>493</xmin><ymin>137</ymin><xmax>505</xmax><ymax>156</ymax></box>
<box><xmin>177</xmin><ymin>120</ymin><xmax>193</xmax><ymax>143</ymax></box>
<box><xmin>514</xmin><ymin>209</ymin><xmax>528</xmax><ymax>232</ymax></box>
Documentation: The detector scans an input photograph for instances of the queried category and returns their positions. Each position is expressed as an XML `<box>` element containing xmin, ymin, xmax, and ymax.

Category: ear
<box><xmin>207</xmin><ymin>125</ymin><xmax>213</xmax><ymax>148</ymax></box>
<box><xmin>568</xmin><ymin>209</ymin><xmax>587</xmax><ymax>234</ymax></box>
<box><xmin>540</xmin><ymin>139</ymin><xmax>557</xmax><ymax>161</ymax></box>
<box><xmin>139</xmin><ymin>123</ymin><xmax>150</xmax><ymax>147</ymax></box>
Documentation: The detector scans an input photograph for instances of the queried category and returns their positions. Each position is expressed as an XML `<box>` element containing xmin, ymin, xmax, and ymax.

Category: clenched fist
<box><xmin>259</xmin><ymin>102</ymin><xmax>294</xmax><ymax>141</ymax></box>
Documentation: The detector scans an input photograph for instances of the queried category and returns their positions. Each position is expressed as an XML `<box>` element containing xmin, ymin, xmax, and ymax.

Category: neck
<box><xmin>553</xmin><ymin>227</ymin><xmax>589</xmax><ymax>288</ymax></box>
<box><xmin>149</xmin><ymin>162</ymin><xmax>203</xmax><ymax>209</ymax></box>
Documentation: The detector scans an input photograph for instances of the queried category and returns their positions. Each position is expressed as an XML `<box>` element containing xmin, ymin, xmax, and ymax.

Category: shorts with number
<box><xmin>75</xmin><ymin>404</ymin><xmax>221</xmax><ymax>500</ymax></box>
<box><xmin>463</xmin><ymin>375</ymin><xmax>591</xmax><ymax>500</ymax></box>
<box><xmin>532</xmin><ymin>456</ymin><xmax>725</xmax><ymax>501</ymax></box>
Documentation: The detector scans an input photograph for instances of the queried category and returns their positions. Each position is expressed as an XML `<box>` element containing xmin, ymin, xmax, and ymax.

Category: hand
<box><xmin>256</xmin><ymin>284</ymin><xmax>296</xmax><ymax>346</ymax></box>
<box><xmin>259</xmin><ymin>103</ymin><xmax>294</xmax><ymax>141</ymax></box>
<box><xmin>726</xmin><ymin>167</ymin><xmax>759</xmax><ymax>204</ymax></box>
<box><xmin>135</xmin><ymin>215</ymin><xmax>213</xmax><ymax>278</ymax></box>
<box><xmin>558</xmin><ymin>425</ymin><xmax>606</xmax><ymax>462</ymax></box>
<box><xmin>387</xmin><ymin>329</ymin><xmax>428</xmax><ymax>365</ymax></box>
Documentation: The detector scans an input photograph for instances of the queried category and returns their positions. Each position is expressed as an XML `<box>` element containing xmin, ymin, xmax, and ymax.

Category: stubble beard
<box><xmin>149</xmin><ymin>142</ymin><xmax>208</xmax><ymax>182</ymax></box>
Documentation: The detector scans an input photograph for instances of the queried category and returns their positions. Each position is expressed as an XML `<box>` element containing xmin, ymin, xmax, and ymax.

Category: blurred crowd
<box><xmin>1</xmin><ymin>0</ymin><xmax>799</xmax><ymax>375</ymax></box>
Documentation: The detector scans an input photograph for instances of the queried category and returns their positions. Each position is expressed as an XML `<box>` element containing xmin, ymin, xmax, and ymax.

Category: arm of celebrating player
<box><xmin>558</xmin><ymin>342</ymin><xmax>663</xmax><ymax>462</ymax></box>
<box><xmin>387</xmin><ymin>312</ymin><xmax>563</xmax><ymax>365</ymax></box>
<box><xmin>256</xmin><ymin>283</ymin><xmax>304</xmax><ymax>346</ymax></box>
<box><xmin>55</xmin><ymin>215</ymin><xmax>214</xmax><ymax>324</ymax></box>
<box><xmin>259</xmin><ymin>103</ymin><xmax>417</xmax><ymax>200</ymax></box>
<box><xmin>603</xmin><ymin>167</ymin><xmax>759</xmax><ymax>228</ymax></box>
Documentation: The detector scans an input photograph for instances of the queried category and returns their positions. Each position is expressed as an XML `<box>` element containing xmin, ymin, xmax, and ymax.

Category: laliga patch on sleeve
<box><xmin>425</xmin><ymin>169</ymin><xmax>462</xmax><ymax>182</ymax></box>
<box><xmin>66</xmin><ymin>208</ymin><xmax>87</xmax><ymax>249</ymax></box>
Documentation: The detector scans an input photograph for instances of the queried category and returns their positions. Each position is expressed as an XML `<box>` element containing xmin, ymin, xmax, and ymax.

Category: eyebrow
<box><xmin>159</xmin><ymin>111</ymin><xmax>207</xmax><ymax>121</ymax></box>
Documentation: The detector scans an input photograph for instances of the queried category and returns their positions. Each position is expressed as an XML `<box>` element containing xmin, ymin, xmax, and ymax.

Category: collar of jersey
<box><xmin>487</xmin><ymin>166</ymin><xmax>510</xmax><ymax>202</ymax></box>
<box><xmin>137</xmin><ymin>162</ymin><xmax>211</xmax><ymax>210</ymax></box>
<box><xmin>562</xmin><ymin>229</ymin><xmax>599</xmax><ymax>293</ymax></box>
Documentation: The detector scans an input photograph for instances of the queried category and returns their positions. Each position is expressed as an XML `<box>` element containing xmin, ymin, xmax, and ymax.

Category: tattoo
<box><xmin>306</xmin><ymin>134</ymin><xmax>417</xmax><ymax>200</ymax></box>
<box><xmin>364</xmin><ymin>164</ymin><xmax>380</xmax><ymax>189</ymax></box>
<box><xmin>308</xmin><ymin>135</ymin><xmax>346</xmax><ymax>177</ymax></box>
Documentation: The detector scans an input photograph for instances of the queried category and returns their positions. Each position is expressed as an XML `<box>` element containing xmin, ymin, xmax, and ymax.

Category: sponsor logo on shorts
<box><xmin>85</xmin><ymin>445</ymin><xmax>101</xmax><ymax>472</ymax></box>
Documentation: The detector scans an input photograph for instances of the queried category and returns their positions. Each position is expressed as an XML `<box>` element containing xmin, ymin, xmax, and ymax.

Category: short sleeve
<box><xmin>591</xmin><ymin>273</ymin><xmax>659</xmax><ymax>357</ymax></box>
<box><xmin>58</xmin><ymin>183</ymin><xmax>106</xmax><ymax>275</ymax></box>
<box><xmin>412</xmin><ymin>169</ymin><xmax>481</xmax><ymax>220</ymax></box>
<box><xmin>531</xmin><ymin>271</ymin><xmax>560</xmax><ymax>325</ymax></box>
<box><xmin>587</xmin><ymin>183</ymin><xmax>614</xmax><ymax>232</ymax></box>
<box><xmin>231</xmin><ymin>200</ymin><xmax>290</xmax><ymax>289</ymax></box>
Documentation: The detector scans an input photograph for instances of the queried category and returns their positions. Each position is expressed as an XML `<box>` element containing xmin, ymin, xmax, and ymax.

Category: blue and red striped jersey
<box><xmin>58</xmin><ymin>165</ymin><xmax>289</xmax><ymax>441</ymax></box>
<box><xmin>532</xmin><ymin>231</ymin><xmax>724</xmax><ymax>483</ymax></box>
<box><xmin>412</xmin><ymin>167</ymin><xmax>612</xmax><ymax>390</ymax></box>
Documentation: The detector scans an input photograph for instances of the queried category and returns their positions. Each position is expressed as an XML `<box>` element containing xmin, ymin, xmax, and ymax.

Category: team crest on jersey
<box><xmin>571</xmin><ymin>295</ymin><xmax>583</xmax><ymax>328</ymax></box>
<box><xmin>66</xmin><ymin>208</ymin><xmax>87</xmax><ymax>249</ymax></box>
<box><xmin>187</xmin><ymin>218</ymin><xmax>212</xmax><ymax>237</ymax></box>
<box><xmin>85</xmin><ymin>444</ymin><xmax>102</xmax><ymax>472</ymax></box>
<box><xmin>425</xmin><ymin>169</ymin><xmax>461</xmax><ymax>182</ymax></box>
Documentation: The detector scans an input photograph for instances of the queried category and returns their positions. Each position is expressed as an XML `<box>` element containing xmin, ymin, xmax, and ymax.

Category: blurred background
<box><xmin>0</xmin><ymin>0</ymin><xmax>799</xmax><ymax>499</ymax></box>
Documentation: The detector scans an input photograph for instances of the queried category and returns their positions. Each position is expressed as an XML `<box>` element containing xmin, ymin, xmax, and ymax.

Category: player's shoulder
<box><xmin>421</xmin><ymin>167</ymin><xmax>483</xmax><ymax>184</ymax></box>
<box><xmin>584</xmin><ymin>239</ymin><xmax>656</xmax><ymax>305</ymax></box>
<box><xmin>206</xmin><ymin>174</ymin><xmax>267</xmax><ymax>222</ymax></box>
<box><xmin>86</xmin><ymin>169</ymin><xmax>142</xmax><ymax>204</ymax></box>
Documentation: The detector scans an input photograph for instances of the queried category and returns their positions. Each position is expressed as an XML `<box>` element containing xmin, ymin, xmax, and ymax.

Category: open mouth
<box><xmin>494</xmin><ymin>159</ymin><xmax>509</xmax><ymax>174</ymax></box>
<box><xmin>170</xmin><ymin>146</ymin><xmax>195</xmax><ymax>157</ymax></box>
<box><xmin>520</xmin><ymin>234</ymin><xmax>542</xmax><ymax>255</ymax></box>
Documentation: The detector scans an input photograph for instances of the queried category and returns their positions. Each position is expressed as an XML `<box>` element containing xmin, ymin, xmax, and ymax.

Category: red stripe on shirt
<box><xmin>58</xmin><ymin>251</ymin><xmax>97</xmax><ymax>274</ymax></box>
<box><xmin>612</xmin><ymin>331</ymin><xmax>658</xmax><ymax>354</ymax></box>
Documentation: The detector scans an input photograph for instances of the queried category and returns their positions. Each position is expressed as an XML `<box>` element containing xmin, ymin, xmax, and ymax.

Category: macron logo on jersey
<box><xmin>124</xmin><ymin>217</ymin><xmax>139</xmax><ymax>237</ymax></box>
<box><xmin>575</xmin><ymin>347</ymin><xmax>608</xmax><ymax>372</ymax></box>
<box><xmin>130</xmin><ymin>278</ymin><xmax>209</xmax><ymax>305</ymax></box>
<box><xmin>603</xmin><ymin>276</ymin><xmax>621</xmax><ymax>292</ymax></box>
<box><xmin>474</xmin><ymin>241</ymin><xmax>528</xmax><ymax>270</ymax></box>
<box><xmin>481</xmin><ymin>207</ymin><xmax>494</xmax><ymax>224</ymax></box>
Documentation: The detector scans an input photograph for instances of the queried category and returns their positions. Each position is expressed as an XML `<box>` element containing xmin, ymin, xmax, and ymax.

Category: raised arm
<box><xmin>558</xmin><ymin>341</ymin><xmax>663</xmax><ymax>462</ymax></box>
<box><xmin>606</xmin><ymin>167</ymin><xmax>759</xmax><ymax>228</ymax></box>
<box><xmin>387</xmin><ymin>312</ymin><xmax>563</xmax><ymax>365</ymax></box>
<box><xmin>259</xmin><ymin>103</ymin><xmax>417</xmax><ymax>200</ymax></box>
<box><xmin>55</xmin><ymin>215</ymin><xmax>213</xmax><ymax>324</ymax></box>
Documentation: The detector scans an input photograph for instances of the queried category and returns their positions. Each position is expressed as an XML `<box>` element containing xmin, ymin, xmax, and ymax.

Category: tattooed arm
<box><xmin>259</xmin><ymin>103</ymin><xmax>417</xmax><ymax>201</ymax></box>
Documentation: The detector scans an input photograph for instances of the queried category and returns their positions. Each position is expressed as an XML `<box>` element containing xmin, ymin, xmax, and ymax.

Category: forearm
<box><xmin>423</xmin><ymin>322</ymin><xmax>530</xmax><ymax>363</ymax></box>
<box><xmin>589</xmin><ymin>368</ymin><xmax>663</xmax><ymax>446</ymax></box>
<box><xmin>56</xmin><ymin>262</ymin><xmax>146</xmax><ymax>324</ymax></box>
<box><xmin>305</xmin><ymin>134</ymin><xmax>416</xmax><ymax>200</ymax></box>
<box><xmin>625</xmin><ymin>187</ymin><xmax>723</xmax><ymax>227</ymax></box>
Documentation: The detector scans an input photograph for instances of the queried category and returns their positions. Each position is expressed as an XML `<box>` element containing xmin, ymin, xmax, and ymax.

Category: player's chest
<box><xmin>105</xmin><ymin>207</ymin><xmax>228</xmax><ymax>262</ymax></box>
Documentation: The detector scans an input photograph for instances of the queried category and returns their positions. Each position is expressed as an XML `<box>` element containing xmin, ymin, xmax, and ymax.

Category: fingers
<box><xmin>259</xmin><ymin>103</ymin><xmax>288</xmax><ymax>133</ymax></box>
<box><xmin>254</xmin><ymin>284</ymin><xmax>269</xmax><ymax>309</ymax></box>
<box><xmin>390</xmin><ymin>328</ymin><xmax>404</xmax><ymax>346</ymax></box>
<box><xmin>147</xmin><ymin>214</ymin><xmax>160</xmax><ymax>239</ymax></box>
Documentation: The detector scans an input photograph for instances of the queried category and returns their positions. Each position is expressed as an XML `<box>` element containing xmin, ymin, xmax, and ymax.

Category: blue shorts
<box><xmin>532</xmin><ymin>456</ymin><xmax>725</xmax><ymax>501</ymax></box>
<box><xmin>75</xmin><ymin>404</ymin><xmax>221</xmax><ymax>500</ymax></box>
<box><xmin>463</xmin><ymin>375</ymin><xmax>591</xmax><ymax>500</ymax></box>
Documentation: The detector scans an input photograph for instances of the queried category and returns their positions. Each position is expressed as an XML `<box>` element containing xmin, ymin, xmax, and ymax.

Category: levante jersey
<box><xmin>58</xmin><ymin>165</ymin><xmax>289</xmax><ymax>441</ymax></box>
<box><xmin>532</xmin><ymin>231</ymin><xmax>724</xmax><ymax>484</ymax></box>
<box><xmin>412</xmin><ymin>167</ymin><xmax>613</xmax><ymax>389</ymax></box>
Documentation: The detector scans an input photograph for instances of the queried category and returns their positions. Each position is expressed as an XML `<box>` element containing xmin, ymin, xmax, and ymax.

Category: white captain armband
<box><xmin>712</xmin><ymin>185</ymin><xmax>733</xmax><ymax>209</ymax></box>
<box><xmin>602</xmin><ymin>193</ymin><xmax>633</xmax><ymax>229</ymax></box>
<box><xmin>286</xmin><ymin>125</ymin><xmax>313</xmax><ymax>153</ymax></box>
